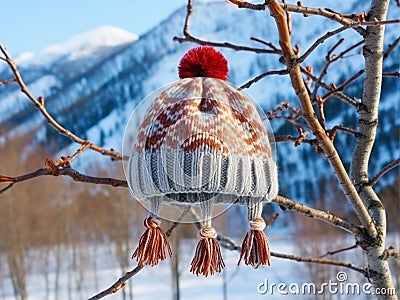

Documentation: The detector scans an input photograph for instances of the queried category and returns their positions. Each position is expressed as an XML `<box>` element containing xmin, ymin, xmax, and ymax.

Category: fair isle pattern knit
<box><xmin>128</xmin><ymin>77</ymin><xmax>278</xmax><ymax>203</ymax></box>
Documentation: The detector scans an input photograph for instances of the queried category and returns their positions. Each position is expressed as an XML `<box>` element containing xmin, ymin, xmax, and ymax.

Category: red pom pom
<box><xmin>178</xmin><ymin>46</ymin><xmax>228</xmax><ymax>80</ymax></box>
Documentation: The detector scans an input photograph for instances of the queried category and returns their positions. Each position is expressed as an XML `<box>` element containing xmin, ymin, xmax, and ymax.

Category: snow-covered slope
<box><xmin>0</xmin><ymin>26</ymin><xmax>137</xmax><ymax>124</ymax></box>
<box><xmin>39</xmin><ymin>25</ymin><xmax>138</xmax><ymax>65</ymax></box>
<box><xmin>0</xmin><ymin>0</ymin><xmax>398</xmax><ymax>204</ymax></box>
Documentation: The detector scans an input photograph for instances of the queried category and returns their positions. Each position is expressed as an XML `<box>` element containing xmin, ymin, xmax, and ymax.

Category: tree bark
<box><xmin>350</xmin><ymin>0</ymin><xmax>396</xmax><ymax>299</ymax></box>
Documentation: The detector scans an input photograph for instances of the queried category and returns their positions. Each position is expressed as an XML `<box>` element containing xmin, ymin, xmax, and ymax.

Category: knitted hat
<box><xmin>124</xmin><ymin>46</ymin><xmax>278</xmax><ymax>276</ymax></box>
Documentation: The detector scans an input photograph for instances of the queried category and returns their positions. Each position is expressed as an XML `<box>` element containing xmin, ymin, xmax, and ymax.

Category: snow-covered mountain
<box><xmin>0</xmin><ymin>0</ymin><xmax>398</xmax><ymax>204</ymax></box>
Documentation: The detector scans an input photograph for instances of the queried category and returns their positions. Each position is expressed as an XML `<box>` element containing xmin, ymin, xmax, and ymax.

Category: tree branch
<box><xmin>299</xmin><ymin>25</ymin><xmax>359</xmax><ymax>64</ymax></box>
<box><xmin>0</xmin><ymin>166</ymin><xmax>128</xmax><ymax>195</ymax></box>
<box><xmin>0</xmin><ymin>78</ymin><xmax>17</xmax><ymax>85</ymax></box>
<box><xmin>386</xmin><ymin>247</ymin><xmax>400</xmax><ymax>261</ymax></box>
<box><xmin>250</xmin><ymin>36</ymin><xmax>281</xmax><ymax>52</ymax></box>
<box><xmin>274</xmin><ymin>195</ymin><xmax>361</xmax><ymax>235</ymax></box>
<box><xmin>369</xmin><ymin>158</ymin><xmax>400</xmax><ymax>187</ymax></box>
<box><xmin>239</xmin><ymin>69</ymin><xmax>288</xmax><ymax>89</ymax></box>
<box><xmin>300</xmin><ymin>66</ymin><xmax>360</xmax><ymax>108</ymax></box>
<box><xmin>228</xmin><ymin>0</ymin><xmax>366</xmax><ymax>35</ymax></box>
<box><xmin>88</xmin><ymin>206</ymin><xmax>190</xmax><ymax>300</ymax></box>
<box><xmin>257</xmin><ymin>1</ymin><xmax>377</xmax><ymax>238</ymax></box>
<box><xmin>189</xmin><ymin>204</ymin><xmax>367</xmax><ymax>275</ymax></box>
<box><xmin>0</xmin><ymin>44</ymin><xmax>123</xmax><ymax>161</ymax></box>
<box><xmin>348</xmin><ymin>0</ymin><xmax>397</xmax><ymax>297</ymax></box>
<box><xmin>318</xmin><ymin>243</ymin><xmax>358</xmax><ymax>258</ymax></box>
<box><xmin>383</xmin><ymin>36</ymin><xmax>400</xmax><ymax>60</ymax></box>
<box><xmin>271</xmin><ymin>251</ymin><xmax>368</xmax><ymax>276</ymax></box>
<box><xmin>382</xmin><ymin>71</ymin><xmax>400</xmax><ymax>77</ymax></box>
<box><xmin>321</xmin><ymin>69</ymin><xmax>364</xmax><ymax>101</ymax></box>
<box><xmin>173</xmin><ymin>0</ymin><xmax>280</xmax><ymax>54</ymax></box>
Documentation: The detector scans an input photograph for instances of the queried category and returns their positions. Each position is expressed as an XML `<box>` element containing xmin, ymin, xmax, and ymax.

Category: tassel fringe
<box><xmin>238</xmin><ymin>217</ymin><xmax>271</xmax><ymax>268</ymax></box>
<box><xmin>132</xmin><ymin>217</ymin><xmax>172</xmax><ymax>266</ymax></box>
<box><xmin>190</xmin><ymin>227</ymin><xmax>225</xmax><ymax>276</ymax></box>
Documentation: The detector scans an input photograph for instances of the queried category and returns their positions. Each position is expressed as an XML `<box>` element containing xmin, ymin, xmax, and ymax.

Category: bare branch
<box><xmin>274</xmin><ymin>195</ymin><xmax>361</xmax><ymax>235</ymax></box>
<box><xmin>88</xmin><ymin>265</ymin><xmax>143</xmax><ymax>299</ymax></box>
<box><xmin>386</xmin><ymin>247</ymin><xmax>400</xmax><ymax>260</ymax></box>
<box><xmin>271</xmin><ymin>251</ymin><xmax>368</xmax><ymax>276</ymax></box>
<box><xmin>88</xmin><ymin>207</ymin><xmax>190</xmax><ymax>299</ymax></box>
<box><xmin>228</xmin><ymin>0</ymin><xmax>366</xmax><ymax>35</ymax></box>
<box><xmin>382</xmin><ymin>71</ymin><xmax>400</xmax><ymax>77</ymax></box>
<box><xmin>0</xmin><ymin>166</ymin><xmax>128</xmax><ymax>195</ymax></box>
<box><xmin>312</xmin><ymin>40</ymin><xmax>364</xmax><ymax>103</ymax></box>
<box><xmin>330</xmin><ymin>125</ymin><xmax>359</xmax><ymax>138</ymax></box>
<box><xmin>239</xmin><ymin>69</ymin><xmax>288</xmax><ymax>89</ymax></box>
<box><xmin>298</xmin><ymin>25</ymin><xmax>351</xmax><ymax>64</ymax></box>
<box><xmin>275</xmin><ymin>135</ymin><xmax>318</xmax><ymax>148</ymax></box>
<box><xmin>318</xmin><ymin>243</ymin><xmax>358</xmax><ymax>258</ymax></box>
<box><xmin>321</xmin><ymin>69</ymin><xmax>364</xmax><ymax>101</ymax></box>
<box><xmin>250</xmin><ymin>36</ymin><xmax>281</xmax><ymax>52</ymax></box>
<box><xmin>0</xmin><ymin>44</ymin><xmax>123</xmax><ymax>161</ymax></box>
<box><xmin>226</xmin><ymin>0</ymin><xmax>266</xmax><ymax>10</ymax></box>
<box><xmin>369</xmin><ymin>158</ymin><xmax>400</xmax><ymax>187</ymax></box>
<box><xmin>173</xmin><ymin>0</ymin><xmax>281</xmax><ymax>54</ymax></box>
<box><xmin>0</xmin><ymin>78</ymin><xmax>17</xmax><ymax>85</ymax></box>
<box><xmin>262</xmin><ymin>1</ymin><xmax>377</xmax><ymax>237</ymax></box>
<box><xmin>383</xmin><ymin>36</ymin><xmax>400</xmax><ymax>60</ymax></box>
<box><xmin>300</xmin><ymin>66</ymin><xmax>360</xmax><ymax>108</ymax></box>
<box><xmin>189</xmin><ymin>203</ymin><xmax>366</xmax><ymax>275</ymax></box>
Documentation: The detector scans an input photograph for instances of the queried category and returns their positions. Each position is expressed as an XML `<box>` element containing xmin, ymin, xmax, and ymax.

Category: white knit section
<box><xmin>128</xmin><ymin>151</ymin><xmax>278</xmax><ymax>203</ymax></box>
<box><xmin>200</xmin><ymin>200</ymin><xmax>213</xmax><ymax>228</ymax></box>
<box><xmin>149</xmin><ymin>197</ymin><xmax>162</xmax><ymax>219</ymax></box>
<box><xmin>247</xmin><ymin>198</ymin><xmax>264</xmax><ymax>221</ymax></box>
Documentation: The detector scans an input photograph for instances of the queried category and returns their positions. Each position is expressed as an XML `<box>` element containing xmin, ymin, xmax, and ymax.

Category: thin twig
<box><xmin>0</xmin><ymin>78</ymin><xmax>17</xmax><ymax>85</ymax></box>
<box><xmin>329</xmin><ymin>125</ymin><xmax>359</xmax><ymax>138</ymax></box>
<box><xmin>228</xmin><ymin>0</ymin><xmax>366</xmax><ymax>35</ymax></box>
<box><xmin>88</xmin><ymin>207</ymin><xmax>190</xmax><ymax>299</ymax></box>
<box><xmin>0</xmin><ymin>166</ymin><xmax>128</xmax><ymax>195</ymax></box>
<box><xmin>173</xmin><ymin>34</ymin><xmax>281</xmax><ymax>54</ymax></box>
<box><xmin>271</xmin><ymin>251</ymin><xmax>368</xmax><ymax>276</ymax></box>
<box><xmin>275</xmin><ymin>135</ymin><xmax>317</xmax><ymax>147</ymax></box>
<box><xmin>298</xmin><ymin>25</ymin><xmax>358</xmax><ymax>64</ymax></box>
<box><xmin>311</xmin><ymin>39</ymin><xmax>344</xmax><ymax>102</ymax></box>
<box><xmin>250</xmin><ymin>36</ymin><xmax>281</xmax><ymax>52</ymax></box>
<box><xmin>382</xmin><ymin>71</ymin><xmax>400</xmax><ymax>77</ymax></box>
<box><xmin>312</xmin><ymin>40</ymin><xmax>364</xmax><ymax>102</ymax></box>
<box><xmin>321</xmin><ymin>69</ymin><xmax>365</xmax><ymax>101</ymax></box>
<box><xmin>369</xmin><ymin>158</ymin><xmax>400</xmax><ymax>187</ymax></box>
<box><xmin>240</xmin><ymin>69</ymin><xmax>288</xmax><ymax>89</ymax></box>
<box><xmin>274</xmin><ymin>195</ymin><xmax>361</xmax><ymax>235</ymax></box>
<box><xmin>173</xmin><ymin>0</ymin><xmax>281</xmax><ymax>54</ymax></box>
<box><xmin>0</xmin><ymin>44</ymin><xmax>123</xmax><ymax>161</ymax></box>
<box><xmin>56</xmin><ymin>141</ymin><xmax>91</xmax><ymax>167</ymax></box>
<box><xmin>383</xmin><ymin>37</ymin><xmax>400</xmax><ymax>60</ymax></box>
<box><xmin>386</xmin><ymin>247</ymin><xmax>400</xmax><ymax>260</ymax></box>
<box><xmin>300</xmin><ymin>66</ymin><xmax>360</xmax><ymax>108</ymax></box>
<box><xmin>188</xmin><ymin>202</ymin><xmax>366</xmax><ymax>275</ymax></box>
<box><xmin>318</xmin><ymin>243</ymin><xmax>358</xmax><ymax>258</ymax></box>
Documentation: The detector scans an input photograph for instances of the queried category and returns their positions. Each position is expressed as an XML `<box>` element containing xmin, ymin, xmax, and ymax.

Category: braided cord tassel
<box><xmin>132</xmin><ymin>198</ymin><xmax>172</xmax><ymax>266</ymax></box>
<box><xmin>190</xmin><ymin>200</ymin><xmax>225</xmax><ymax>276</ymax></box>
<box><xmin>238</xmin><ymin>201</ymin><xmax>271</xmax><ymax>268</ymax></box>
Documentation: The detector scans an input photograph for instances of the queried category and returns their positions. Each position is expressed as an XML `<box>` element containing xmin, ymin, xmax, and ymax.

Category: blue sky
<box><xmin>0</xmin><ymin>0</ymin><xmax>186</xmax><ymax>56</ymax></box>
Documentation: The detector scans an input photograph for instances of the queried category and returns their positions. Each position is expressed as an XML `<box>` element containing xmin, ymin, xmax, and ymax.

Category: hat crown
<box><xmin>134</xmin><ymin>77</ymin><xmax>272</xmax><ymax>158</ymax></box>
